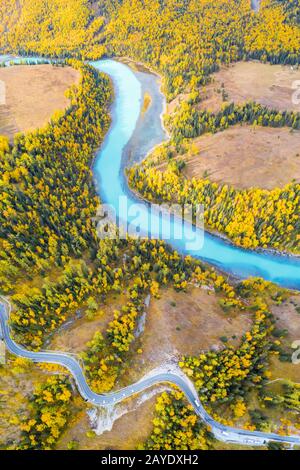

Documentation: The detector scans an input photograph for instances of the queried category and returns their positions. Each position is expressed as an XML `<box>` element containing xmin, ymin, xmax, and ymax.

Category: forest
<box><xmin>168</xmin><ymin>101</ymin><xmax>300</xmax><ymax>141</ymax></box>
<box><xmin>18</xmin><ymin>375</ymin><xmax>73</xmax><ymax>450</ymax></box>
<box><xmin>0</xmin><ymin>0</ymin><xmax>300</xmax><ymax>451</ymax></box>
<box><xmin>0</xmin><ymin>0</ymin><xmax>108</xmax><ymax>59</ymax></box>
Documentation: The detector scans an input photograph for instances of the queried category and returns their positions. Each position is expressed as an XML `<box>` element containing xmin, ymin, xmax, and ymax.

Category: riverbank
<box><xmin>118</xmin><ymin>58</ymin><xmax>168</xmax><ymax>168</ymax></box>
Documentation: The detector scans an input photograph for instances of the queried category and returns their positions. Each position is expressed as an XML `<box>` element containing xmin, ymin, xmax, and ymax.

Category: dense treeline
<box><xmin>128</xmin><ymin>161</ymin><xmax>300</xmax><ymax>252</ymax></box>
<box><xmin>10</xmin><ymin>261</ymin><xmax>105</xmax><ymax>348</ymax></box>
<box><xmin>1</xmin><ymin>0</ymin><xmax>299</xmax><ymax>92</ymax></box>
<box><xmin>81</xmin><ymin>330</ymin><xmax>121</xmax><ymax>393</ymax></box>
<box><xmin>105</xmin><ymin>0</ymin><xmax>300</xmax><ymax>97</ymax></box>
<box><xmin>0</xmin><ymin>61</ymin><xmax>112</xmax><ymax>293</ymax></box>
<box><xmin>105</xmin><ymin>0</ymin><xmax>251</xmax><ymax>99</ymax></box>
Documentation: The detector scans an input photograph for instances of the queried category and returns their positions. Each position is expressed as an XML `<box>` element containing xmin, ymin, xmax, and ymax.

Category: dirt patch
<box><xmin>165</xmin><ymin>126</ymin><xmax>300</xmax><ymax>190</ymax></box>
<box><xmin>0</xmin><ymin>64</ymin><xmax>80</xmax><ymax>140</ymax></box>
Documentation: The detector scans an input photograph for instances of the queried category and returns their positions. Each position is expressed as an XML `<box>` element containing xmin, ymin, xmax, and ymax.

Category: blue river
<box><xmin>92</xmin><ymin>59</ymin><xmax>300</xmax><ymax>290</ymax></box>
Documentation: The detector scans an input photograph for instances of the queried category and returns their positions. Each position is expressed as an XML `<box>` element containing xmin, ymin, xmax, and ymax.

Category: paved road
<box><xmin>1</xmin><ymin>298</ymin><xmax>299</xmax><ymax>448</ymax></box>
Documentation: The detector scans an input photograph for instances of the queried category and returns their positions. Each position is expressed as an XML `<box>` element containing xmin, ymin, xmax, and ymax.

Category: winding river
<box><xmin>92</xmin><ymin>59</ymin><xmax>300</xmax><ymax>290</ymax></box>
<box><xmin>1</xmin><ymin>296</ymin><xmax>300</xmax><ymax>446</ymax></box>
<box><xmin>1</xmin><ymin>50</ymin><xmax>300</xmax><ymax>447</ymax></box>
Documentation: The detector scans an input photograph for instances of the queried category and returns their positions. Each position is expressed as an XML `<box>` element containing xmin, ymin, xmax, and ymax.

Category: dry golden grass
<box><xmin>0</xmin><ymin>64</ymin><xmax>80</xmax><ymax>140</ymax></box>
<box><xmin>272</xmin><ymin>295</ymin><xmax>300</xmax><ymax>344</ymax></box>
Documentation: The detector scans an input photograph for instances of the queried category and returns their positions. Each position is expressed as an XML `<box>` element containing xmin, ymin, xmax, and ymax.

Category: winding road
<box><xmin>1</xmin><ymin>297</ymin><xmax>299</xmax><ymax>448</ymax></box>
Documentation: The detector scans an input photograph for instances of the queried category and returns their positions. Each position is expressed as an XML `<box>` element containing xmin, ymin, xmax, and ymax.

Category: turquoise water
<box><xmin>92</xmin><ymin>59</ymin><xmax>300</xmax><ymax>290</ymax></box>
